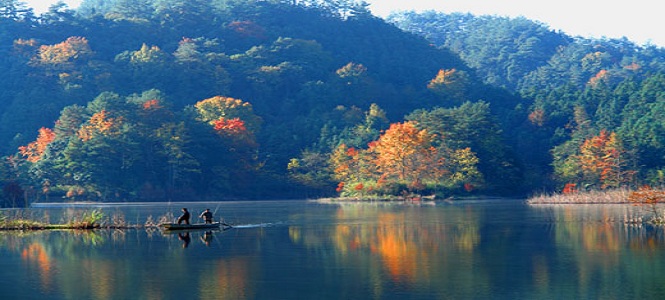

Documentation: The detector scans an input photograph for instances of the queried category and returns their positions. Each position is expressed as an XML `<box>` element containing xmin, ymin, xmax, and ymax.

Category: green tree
<box><xmin>407</xmin><ymin>102</ymin><xmax>518</xmax><ymax>193</ymax></box>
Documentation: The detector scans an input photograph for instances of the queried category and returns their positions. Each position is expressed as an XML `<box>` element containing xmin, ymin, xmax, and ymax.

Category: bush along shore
<box><xmin>0</xmin><ymin>209</ymin><xmax>167</xmax><ymax>231</ymax></box>
<box><xmin>527</xmin><ymin>187</ymin><xmax>665</xmax><ymax>225</ymax></box>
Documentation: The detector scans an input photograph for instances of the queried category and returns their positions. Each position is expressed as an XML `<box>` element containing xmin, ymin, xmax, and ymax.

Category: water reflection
<box><xmin>21</xmin><ymin>242</ymin><xmax>54</xmax><ymax>292</ymax></box>
<box><xmin>289</xmin><ymin>203</ymin><xmax>485</xmax><ymax>298</ymax></box>
<box><xmin>199</xmin><ymin>258</ymin><xmax>253</xmax><ymax>299</ymax></box>
<box><xmin>2</xmin><ymin>202</ymin><xmax>665</xmax><ymax>299</ymax></box>
<box><xmin>1</xmin><ymin>227</ymin><xmax>254</xmax><ymax>299</ymax></box>
<box><xmin>178</xmin><ymin>232</ymin><xmax>191</xmax><ymax>248</ymax></box>
<box><xmin>201</xmin><ymin>231</ymin><xmax>214</xmax><ymax>246</ymax></box>
<box><xmin>530</xmin><ymin>204</ymin><xmax>665</xmax><ymax>299</ymax></box>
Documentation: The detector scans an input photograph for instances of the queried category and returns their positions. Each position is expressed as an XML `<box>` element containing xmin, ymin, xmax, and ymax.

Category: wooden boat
<box><xmin>159</xmin><ymin>222</ymin><xmax>230</xmax><ymax>230</ymax></box>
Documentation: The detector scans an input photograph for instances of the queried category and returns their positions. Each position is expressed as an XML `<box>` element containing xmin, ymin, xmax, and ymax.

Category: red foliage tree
<box><xmin>213</xmin><ymin>117</ymin><xmax>247</xmax><ymax>136</ymax></box>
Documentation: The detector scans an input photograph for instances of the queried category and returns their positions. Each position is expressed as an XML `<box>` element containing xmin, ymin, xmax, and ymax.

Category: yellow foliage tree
<box><xmin>32</xmin><ymin>36</ymin><xmax>92</xmax><ymax>66</ymax></box>
<box><xmin>194</xmin><ymin>96</ymin><xmax>262</xmax><ymax>134</ymax></box>
<box><xmin>77</xmin><ymin>110</ymin><xmax>122</xmax><ymax>142</ymax></box>
<box><xmin>369</xmin><ymin>121</ymin><xmax>440</xmax><ymax>187</ymax></box>
<box><xmin>427</xmin><ymin>68</ymin><xmax>469</xmax><ymax>102</ymax></box>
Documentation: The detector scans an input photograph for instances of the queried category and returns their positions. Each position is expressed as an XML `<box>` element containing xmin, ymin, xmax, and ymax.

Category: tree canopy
<box><xmin>2</xmin><ymin>0</ymin><xmax>665</xmax><ymax>205</ymax></box>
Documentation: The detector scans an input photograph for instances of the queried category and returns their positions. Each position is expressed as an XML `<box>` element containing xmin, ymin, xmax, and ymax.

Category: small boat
<box><xmin>159</xmin><ymin>222</ymin><xmax>230</xmax><ymax>230</ymax></box>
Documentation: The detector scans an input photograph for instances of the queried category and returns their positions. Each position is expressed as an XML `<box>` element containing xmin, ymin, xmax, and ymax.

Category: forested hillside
<box><xmin>2</xmin><ymin>0</ymin><xmax>663</xmax><ymax>206</ymax></box>
<box><xmin>389</xmin><ymin>11</ymin><xmax>665</xmax><ymax>193</ymax></box>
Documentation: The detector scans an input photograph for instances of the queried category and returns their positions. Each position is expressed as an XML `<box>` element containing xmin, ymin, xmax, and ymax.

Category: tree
<box><xmin>427</xmin><ymin>68</ymin><xmax>469</xmax><ymax>103</ymax></box>
<box><xmin>370</xmin><ymin>121</ymin><xmax>438</xmax><ymax>185</ymax></box>
<box><xmin>193</xmin><ymin>96</ymin><xmax>262</xmax><ymax>134</ymax></box>
<box><xmin>174</xmin><ymin>37</ymin><xmax>202</xmax><ymax>64</ymax></box>
<box><xmin>0</xmin><ymin>0</ymin><xmax>32</xmax><ymax>20</ymax></box>
<box><xmin>330</xmin><ymin>120</ymin><xmax>481</xmax><ymax>196</ymax></box>
<box><xmin>106</xmin><ymin>0</ymin><xmax>154</xmax><ymax>21</ymax></box>
<box><xmin>407</xmin><ymin>102</ymin><xmax>516</xmax><ymax>193</ymax></box>
<box><xmin>18</xmin><ymin>127</ymin><xmax>55</xmax><ymax>163</ymax></box>
<box><xmin>153</xmin><ymin>121</ymin><xmax>201</xmax><ymax>200</ymax></box>
<box><xmin>31</xmin><ymin>36</ymin><xmax>93</xmax><ymax>68</ymax></box>
<box><xmin>555</xmin><ymin>129</ymin><xmax>634</xmax><ymax>190</ymax></box>
<box><xmin>577</xmin><ymin>130</ymin><xmax>633</xmax><ymax>189</ymax></box>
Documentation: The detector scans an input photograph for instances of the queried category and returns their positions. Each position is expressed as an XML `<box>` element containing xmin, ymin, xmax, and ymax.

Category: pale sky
<box><xmin>366</xmin><ymin>0</ymin><xmax>664</xmax><ymax>47</ymax></box>
<box><xmin>24</xmin><ymin>0</ymin><xmax>664</xmax><ymax>47</ymax></box>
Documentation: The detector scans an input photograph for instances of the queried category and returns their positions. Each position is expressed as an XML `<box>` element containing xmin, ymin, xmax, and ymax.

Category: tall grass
<box><xmin>0</xmin><ymin>209</ymin><xmax>164</xmax><ymax>230</ymax></box>
<box><xmin>527</xmin><ymin>188</ymin><xmax>632</xmax><ymax>204</ymax></box>
<box><xmin>528</xmin><ymin>187</ymin><xmax>665</xmax><ymax>225</ymax></box>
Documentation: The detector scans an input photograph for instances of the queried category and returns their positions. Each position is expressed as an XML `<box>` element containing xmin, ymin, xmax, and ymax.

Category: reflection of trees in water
<box><xmin>626</xmin><ymin>224</ymin><xmax>665</xmax><ymax>251</ymax></box>
<box><xmin>542</xmin><ymin>205</ymin><xmax>665</xmax><ymax>298</ymax></box>
<box><xmin>20</xmin><ymin>242</ymin><xmax>54</xmax><ymax>291</ymax></box>
<box><xmin>553</xmin><ymin>205</ymin><xmax>665</xmax><ymax>253</ymax></box>
<box><xmin>199</xmin><ymin>258</ymin><xmax>253</xmax><ymax>299</ymax></box>
<box><xmin>0</xmin><ymin>229</ymin><xmax>255</xmax><ymax>299</ymax></box>
<box><xmin>289</xmin><ymin>203</ymin><xmax>485</xmax><ymax>298</ymax></box>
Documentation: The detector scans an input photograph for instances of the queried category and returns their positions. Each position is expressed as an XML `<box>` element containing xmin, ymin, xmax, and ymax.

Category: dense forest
<box><xmin>1</xmin><ymin>0</ymin><xmax>664</xmax><ymax>206</ymax></box>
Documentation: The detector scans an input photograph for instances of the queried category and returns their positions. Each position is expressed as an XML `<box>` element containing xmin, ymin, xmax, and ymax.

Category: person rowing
<box><xmin>199</xmin><ymin>208</ymin><xmax>214</xmax><ymax>224</ymax></box>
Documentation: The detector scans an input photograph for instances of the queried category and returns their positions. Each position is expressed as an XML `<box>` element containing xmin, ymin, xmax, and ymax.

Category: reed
<box><xmin>528</xmin><ymin>187</ymin><xmax>665</xmax><ymax>225</ymax></box>
<box><xmin>0</xmin><ymin>209</ymin><xmax>144</xmax><ymax>230</ymax></box>
<box><xmin>527</xmin><ymin>188</ymin><xmax>632</xmax><ymax>204</ymax></box>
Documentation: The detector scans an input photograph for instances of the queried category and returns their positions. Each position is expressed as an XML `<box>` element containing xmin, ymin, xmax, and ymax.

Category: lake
<box><xmin>1</xmin><ymin>199</ymin><xmax>664</xmax><ymax>299</ymax></box>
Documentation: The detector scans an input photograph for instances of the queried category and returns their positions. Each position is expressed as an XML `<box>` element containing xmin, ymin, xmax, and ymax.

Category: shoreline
<box><xmin>0</xmin><ymin>223</ymin><xmax>152</xmax><ymax>231</ymax></box>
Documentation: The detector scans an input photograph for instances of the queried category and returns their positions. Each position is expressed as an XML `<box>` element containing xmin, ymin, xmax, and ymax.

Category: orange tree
<box><xmin>555</xmin><ymin>130</ymin><xmax>635</xmax><ymax>190</ymax></box>
<box><xmin>330</xmin><ymin>121</ymin><xmax>481</xmax><ymax>197</ymax></box>
<box><xmin>578</xmin><ymin>130</ymin><xmax>634</xmax><ymax>188</ymax></box>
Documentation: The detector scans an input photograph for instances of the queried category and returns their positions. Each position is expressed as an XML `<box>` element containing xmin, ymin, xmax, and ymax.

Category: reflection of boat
<box><xmin>159</xmin><ymin>222</ymin><xmax>232</xmax><ymax>231</ymax></box>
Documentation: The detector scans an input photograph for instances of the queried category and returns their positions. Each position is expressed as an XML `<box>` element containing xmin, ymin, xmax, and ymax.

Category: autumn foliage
<box><xmin>194</xmin><ymin>96</ymin><xmax>262</xmax><ymax>134</ymax></box>
<box><xmin>330</xmin><ymin>121</ymin><xmax>481</xmax><ymax>197</ymax></box>
<box><xmin>562</xmin><ymin>183</ymin><xmax>577</xmax><ymax>194</ymax></box>
<box><xmin>427</xmin><ymin>68</ymin><xmax>468</xmax><ymax>102</ymax></box>
<box><xmin>142</xmin><ymin>99</ymin><xmax>163</xmax><ymax>110</ymax></box>
<box><xmin>31</xmin><ymin>36</ymin><xmax>92</xmax><ymax>66</ymax></box>
<box><xmin>577</xmin><ymin>130</ymin><xmax>632</xmax><ymax>189</ymax></box>
<box><xmin>528</xmin><ymin>108</ymin><xmax>545</xmax><ymax>127</ymax></box>
<box><xmin>213</xmin><ymin>117</ymin><xmax>247</xmax><ymax>136</ymax></box>
<box><xmin>370</xmin><ymin>122</ymin><xmax>441</xmax><ymax>183</ymax></box>
<box><xmin>19</xmin><ymin>127</ymin><xmax>56</xmax><ymax>163</ymax></box>
<box><xmin>628</xmin><ymin>186</ymin><xmax>665</xmax><ymax>218</ymax></box>
<box><xmin>9</xmin><ymin>91</ymin><xmax>269</xmax><ymax>203</ymax></box>
<box><xmin>77</xmin><ymin>110</ymin><xmax>122</xmax><ymax>141</ymax></box>
<box><xmin>227</xmin><ymin>20</ymin><xmax>266</xmax><ymax>39</ymax></box>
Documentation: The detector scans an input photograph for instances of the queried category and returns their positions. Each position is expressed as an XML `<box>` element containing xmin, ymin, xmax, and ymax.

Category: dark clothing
<box><xmin>200</xmin><ymin>210</ymin><xmax>214</xmax><ymax>224</ymax></box>
<box><xmin>177</xmin><ymin>209</ymin><xmax>190</xmax><ymax>225</ymax></box>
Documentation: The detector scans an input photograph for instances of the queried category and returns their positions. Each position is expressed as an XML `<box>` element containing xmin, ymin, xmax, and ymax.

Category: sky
<box><xmin>23</xmin><ymin>0</ymin><xmax>665</xmax><ymax>47</ymax></box>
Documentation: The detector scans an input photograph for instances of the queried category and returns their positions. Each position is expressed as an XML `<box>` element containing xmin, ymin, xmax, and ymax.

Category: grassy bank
<box><xmin>0</xmin><ymin>209</ymin><xmax>165</xmax><ymax>231</ymax></box>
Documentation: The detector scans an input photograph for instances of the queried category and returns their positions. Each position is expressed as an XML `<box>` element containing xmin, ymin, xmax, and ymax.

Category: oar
<box><xmin>212</xmin><ymin>203</ymin><xmax>233</xmax><ymax>228</ymax></box>
<box><xmin>221</xmin><ymin>221</ymin><xmax>233</xmax><ymax>228</ymax></box>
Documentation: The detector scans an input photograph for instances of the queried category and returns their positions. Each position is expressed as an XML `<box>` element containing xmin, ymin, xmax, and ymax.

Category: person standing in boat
<box><xmin>177</xmin><ymin>208</ymin><xmax>190</xmax><ymax>225</ymax></box>
<box><xmin>199</xmin><ymin>208</ymin><xmax>214</xmax><ymax>224</ymax></box>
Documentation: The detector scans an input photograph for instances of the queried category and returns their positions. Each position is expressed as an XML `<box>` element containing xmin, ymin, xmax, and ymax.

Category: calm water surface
<box><xmin>1</xmin><ymin>199</ymin><xmax>665</xmax><ymax>299</ymax></box>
